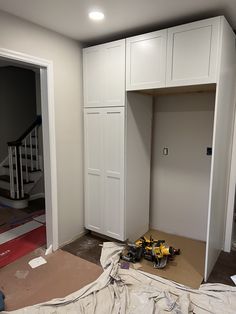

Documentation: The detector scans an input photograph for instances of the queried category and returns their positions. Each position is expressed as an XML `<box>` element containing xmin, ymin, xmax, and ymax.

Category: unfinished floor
<box><xmin>1</xmin><ymin>231</ymin><xmax>236</xmax><ymax>311</ymax></box>
<box><xmin>62</xmin><ymin>232</ymin><xmax>236</xmax><ymax>287</ymax></box>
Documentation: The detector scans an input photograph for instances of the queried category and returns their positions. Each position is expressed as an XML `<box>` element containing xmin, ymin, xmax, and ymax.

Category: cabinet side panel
<box><xmin>205</xmin><ymin>18</ymin><xmax>236</xmax><ymax>280</ymax></box>
<box><xmin>126</xmin><ymin>93</ymin><xmax>153</xmax><ymax>241</ymax></box>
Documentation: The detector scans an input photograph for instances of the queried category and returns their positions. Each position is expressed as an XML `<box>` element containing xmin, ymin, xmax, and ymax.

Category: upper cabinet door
<box><xmin>83</xmin><ymin>46</ymin><xmax>103</xmax><ymax>107</ymax></box>
<box><xmin>104</xmin><ymin>40</ymin><xmax>126</xmax><ymax>106</ymax></box>
<box><xmin>83</xmin><ymin>40</ymin><xmax>125</xmax><ymax>107</ymax></box>
<box><xmin>166</xmin><ymin>17</ymin><xmax>221</xmax><ymax>87</ymax></box>
<box><xmin>126</xmin><ymin>30</ymin><xmax>167</xmax><ymax>90</ymax></box>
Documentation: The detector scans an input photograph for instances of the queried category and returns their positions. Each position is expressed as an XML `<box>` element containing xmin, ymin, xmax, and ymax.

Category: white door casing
<box><xmin>0</xmin><ymin>48</ymin><xmax>58</xmax><ymax>251</ymax></box>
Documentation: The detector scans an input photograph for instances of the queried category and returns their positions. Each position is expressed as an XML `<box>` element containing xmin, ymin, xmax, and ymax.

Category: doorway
<box><xmin>0</xmin><ymin>48</ymin><xmax>58</xmax><ymax>267</ymax></box>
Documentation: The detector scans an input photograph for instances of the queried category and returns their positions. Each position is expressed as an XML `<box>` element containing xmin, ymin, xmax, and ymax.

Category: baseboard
<box><xmin>29</xmin><ymin>193</ymin><xmax>45</xmax><ymax>200</ymax></box>
<box><xmin>59</xmin><ymin>229</ymin><xmax>87</xmax><ymax>248</ymax></box>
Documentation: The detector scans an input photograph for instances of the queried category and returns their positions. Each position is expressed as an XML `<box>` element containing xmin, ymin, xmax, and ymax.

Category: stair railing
<box><xmin>7</xmin><ymin>115</ymin><xmax>42</xmax><ymax>199</ymax></box>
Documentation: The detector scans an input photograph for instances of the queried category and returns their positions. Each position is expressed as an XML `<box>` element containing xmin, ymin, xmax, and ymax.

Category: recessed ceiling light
<box><xmin>89</xmin><ymin>11</ymin><xmax>105</xmax><ymax>21</ymax></box>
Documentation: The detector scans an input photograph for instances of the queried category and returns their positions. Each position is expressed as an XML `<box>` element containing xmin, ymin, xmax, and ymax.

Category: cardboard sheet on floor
<box><xmin>134</xmin><ymin>229</ymin><xmax>205</xmax><ymax>289</ymax></box>
<box><xmin>0</xmin><ymin>249</ymin><xmax>103</xmax><ymax>311</ymax></box>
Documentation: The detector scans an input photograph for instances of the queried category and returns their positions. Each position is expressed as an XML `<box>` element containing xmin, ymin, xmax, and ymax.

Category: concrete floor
<box><xmin>62</xmin><ymin>233</ymin><xmax>107</xmax><ymax>266</ymax></box>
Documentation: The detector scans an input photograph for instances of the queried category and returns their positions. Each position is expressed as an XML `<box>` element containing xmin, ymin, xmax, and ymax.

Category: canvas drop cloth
<box><xmin>4</xmin><ymin>242</ymin><xmax>236</xmax><ymax>314</ymax></box>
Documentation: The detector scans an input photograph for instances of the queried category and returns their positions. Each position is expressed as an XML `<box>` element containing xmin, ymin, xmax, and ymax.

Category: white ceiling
<box><xmin>0</xmin><ymin>0</ymin><xmax>235</xmax><ymax>44</ymax></box>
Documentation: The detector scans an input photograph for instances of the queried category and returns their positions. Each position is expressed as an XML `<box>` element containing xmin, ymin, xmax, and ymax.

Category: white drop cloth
<box><xmin>4</xmin><ymin>242</ymin><xmax>236</xmax><ymax>313</ymax></box>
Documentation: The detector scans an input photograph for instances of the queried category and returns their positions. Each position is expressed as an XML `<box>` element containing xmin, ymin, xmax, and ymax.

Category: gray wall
<box><xmin>150</xmin><ymin>92</ymin><xmax>215</xmax><ymax>241</ymax></box>
<box><xmin>0</xmin><ymin>66</ymin><xmax>36</xmax><ymax>161</ymax></box>
<box><xmin>0</xmin><ymin>10</ymin><xmax>84</xmax><ymax>246</ymax></box>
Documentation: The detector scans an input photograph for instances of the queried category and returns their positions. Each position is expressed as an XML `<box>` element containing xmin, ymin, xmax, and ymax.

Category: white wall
<box><xmin>150</xmin><ymin>92</ymin><xmax>215</xmax><ymax>241</ymax></box>
<box><xmin>0</xmin><ymin>10</ymin><xmax>84</xmax><ymax>245</ymax></box>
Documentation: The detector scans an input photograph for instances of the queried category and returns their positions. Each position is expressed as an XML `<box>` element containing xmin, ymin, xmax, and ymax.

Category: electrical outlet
<box><xmin>163</xmin><ymin>147</ymin><xmax>168</xmax><ymax>156</ymax></box>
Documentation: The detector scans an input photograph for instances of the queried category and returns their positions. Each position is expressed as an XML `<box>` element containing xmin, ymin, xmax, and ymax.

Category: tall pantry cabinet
<box><xmin>83</xmin><ymin>40</ymin><xmax>152</xmax><ymax>241</ymax></box>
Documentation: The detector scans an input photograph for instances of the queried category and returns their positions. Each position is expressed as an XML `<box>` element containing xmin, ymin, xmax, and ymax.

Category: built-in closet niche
<box><xmin>150</xmin><ymin>91</ymin><xmax>215</xmax><ymax>242</ymax></box>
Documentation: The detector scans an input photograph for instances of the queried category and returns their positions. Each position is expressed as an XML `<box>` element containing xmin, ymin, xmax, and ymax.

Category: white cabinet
<box><xmin>84</xmin><ymin>98</ymin><xmax>153</xmax><ymax>241</ymax></box>
<box><xmin>103</xmin><ymin>41</ymin><xmax>126</xmax><ymax>106</ymax></box>
<box><xmin>126</xmin><ymin>17</ymin><xmax>221</xmax><ymax>90</ymax></box>
<box><xmin>83</xmin><ymin>47</ymin><xmax>103</xmax><ymax>107</ymax></box>
<box><xmin>166</xmin><ymin>17</ymin><xmax>220</xmax><ymax>87</ymax></box>
<box><xmin>83</xmin><ymin>39</ymin><xmax>125</xmax><ymax>107</ymax></box>
<box><xmin>84</xmin><ymin>107</ymin><xmax>125</xmax><ymax>240</ymax></box>
<box><xmin>83</xmin><ymin>16</ymin><xmax>236</xmax><ymax>283</ymax></box>
<box><xmin>84</xmin><ymin>109</ymin><xmax>104</xmax><ymax>232</ymax></box>
<box><xmin>103</xmin><ymin>108</ymin><xmax>125</xmax><ymax>239</ymax></box>
<box><xmin>126</xmin><ymin>30</ymin><xmax>167</xmax><ymax>90</ymax></box>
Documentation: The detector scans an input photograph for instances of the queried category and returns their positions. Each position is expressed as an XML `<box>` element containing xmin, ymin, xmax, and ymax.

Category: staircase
<box><xmin>0</xmin><ymin>116</ymin><xmax>43</xmax><ymax>209</ymax></box>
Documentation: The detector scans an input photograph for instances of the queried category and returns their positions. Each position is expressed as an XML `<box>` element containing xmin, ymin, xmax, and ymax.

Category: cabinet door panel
<box><xmin>104</xmin><ymin>40</ymin><xmax>125</xmax><ymax>106</ymax></box>
<box><xmin>126</xmin><ymin>30</ymin><xmax>167</xmax><ymax>90</ymax></box>
<box><xmin>83</xmin><ymin>47</ymin><xmax>103</xmax><ymax>107</ymax></box>
<box><xmin>103</xmin><ymin>108</ymin><xmax>125</xmax><ymax>240</ymax></box>
<box><xmin>166</xmin><ymin>17</ymin><xmax>220</xmax><ymax>87</ymax></box>
<box><xmin>84</xmin><ymin>109</ymin><xmax>103</xmax><ymax>232</ymax></box>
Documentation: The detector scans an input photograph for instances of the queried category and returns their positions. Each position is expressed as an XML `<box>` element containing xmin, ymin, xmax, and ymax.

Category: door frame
<box><xmin>0</xmin><ymin>48</ymin><xmax>59</xmax><ymax>251</ymax></box>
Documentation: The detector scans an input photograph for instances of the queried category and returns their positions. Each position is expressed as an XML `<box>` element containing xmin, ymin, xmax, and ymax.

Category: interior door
<box><xmin>84</xmin><ymin>108</ymin><xmax>103</xmax><ymax>232</ymax></box>
<box><xmin>103</xmin><ymin>107</ymin><xmax>125</xmax><ymax>240</ymax></box>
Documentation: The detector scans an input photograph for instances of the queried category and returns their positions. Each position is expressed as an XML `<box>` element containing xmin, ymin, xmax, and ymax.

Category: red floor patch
<box><xmin>0</xmin><ymin>225</ymin><xmax>46</xmax><ymax>268</ymax></box>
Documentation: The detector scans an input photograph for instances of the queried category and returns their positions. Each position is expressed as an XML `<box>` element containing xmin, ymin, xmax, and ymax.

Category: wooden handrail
<box><xmin>8</xmin><ymin>115</ymin><xmax>42</xmax><ymax>147</ymax></box>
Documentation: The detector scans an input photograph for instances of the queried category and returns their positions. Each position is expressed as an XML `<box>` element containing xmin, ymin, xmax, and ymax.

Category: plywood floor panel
<box><xmin>137</xmin><ymin>229</ymin><xmax>205</xmax><ymax>288</ymax></box>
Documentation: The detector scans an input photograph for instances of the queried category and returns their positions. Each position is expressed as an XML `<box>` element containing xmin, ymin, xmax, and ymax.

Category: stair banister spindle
<box><xmin>35</xmin><ymin>127</ymin><xmax>39</xmax><ymax>170</ymax></box>
<box><xmin>8</xmin><ymin>146</ymin><xmax>15</xmax><ymax>199</ymax></box>
<box><xmin>24</xmin><ymin>138</ymin><xmax>29</xmax><ymax>183</ymax></box>
<box><xmin>14</xmin><ymin>146</ymin><xmax>20</xmax><ymax>199</ymax></box>
<box><xmin>30</xmin><ymin>132</ymin><xmax>33</xmax><ymax>171</ymax></box>
<box><xmin>19</xmin><ymin>146</ymin><xmax>24</xmax><ymax>198</ymax></box>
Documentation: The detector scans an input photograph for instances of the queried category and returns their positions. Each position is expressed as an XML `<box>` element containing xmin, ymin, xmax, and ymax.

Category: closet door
<box><xmin>84</xmin><ymin>109</ymin><xmax>104</xmax><ymax>232</ymax></box>
<box><xmin>166</xmin><ymin>17</ymin><xmax>220</xmax><ymax>87</ymax></box>
<box><xmin>83</xmin><ymin>46</ymin><xmax>103</xmax><ymax>107</ymax></box>
<box><xmin>103</xmin><ymin>107</ymin><xmax>125</xmax><ymax>240</ymax></box>
<box><xmin>104</xmin><ymin>39</ymin><xmax>126</xmax><ymax>106</ymax></box>
<box><xmin>126</xmin><ymin>30</ymin><xmax>167</xmax><ymax>90</ymax></box>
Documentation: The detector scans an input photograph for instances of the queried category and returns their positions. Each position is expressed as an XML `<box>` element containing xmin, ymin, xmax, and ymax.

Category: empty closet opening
<box><xmin>150</xmin><ymin>91</ymin><xmax>215</xmax><ymax>242</ymax></box>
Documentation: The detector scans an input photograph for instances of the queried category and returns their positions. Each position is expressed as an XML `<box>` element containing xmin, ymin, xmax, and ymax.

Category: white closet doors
<box><xmin>84</xmin><ymin>107</ymin><xmax>125</xmax><ymax>240</ymax></box>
